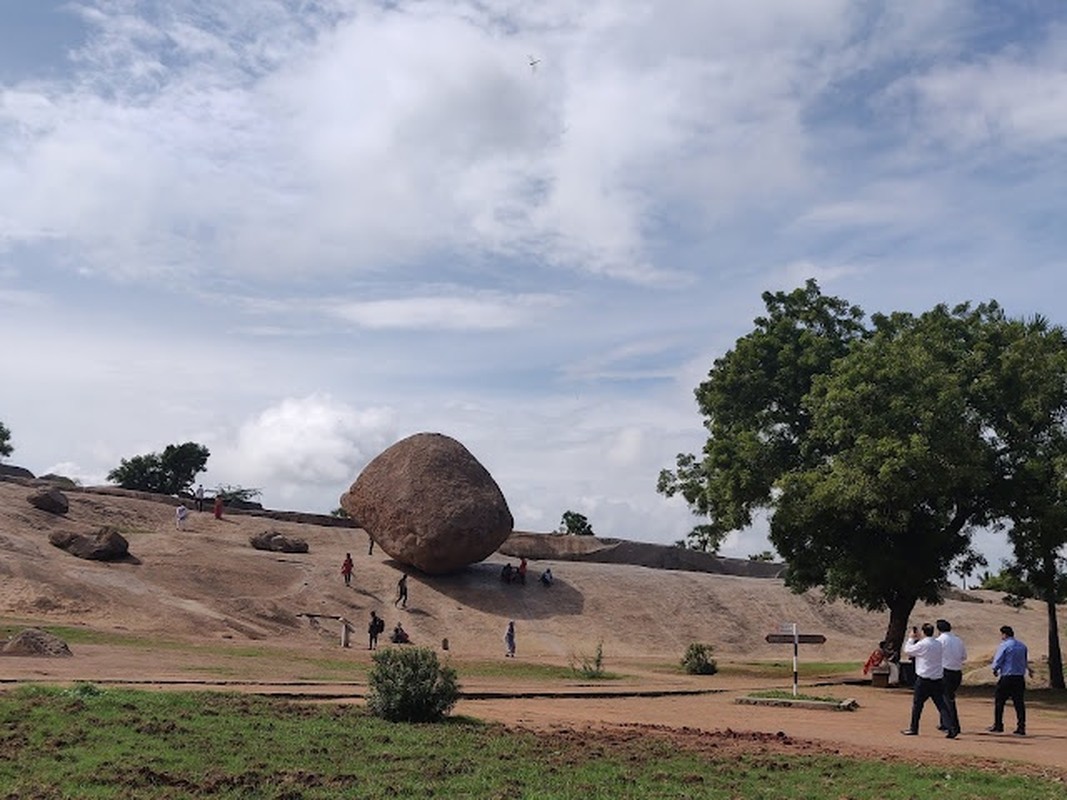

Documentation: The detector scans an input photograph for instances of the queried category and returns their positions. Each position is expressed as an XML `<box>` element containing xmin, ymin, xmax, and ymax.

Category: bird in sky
<box><xmin>529</xmin><ymin>55</ymin><xmax>540</xmax><ymax>72</ymax></box>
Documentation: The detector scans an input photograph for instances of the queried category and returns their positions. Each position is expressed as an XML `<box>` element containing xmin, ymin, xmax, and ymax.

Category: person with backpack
<box><xmin>368</xmin><ymin>610</ymin><xmax>384</xmax><ymax>650</ymax></box>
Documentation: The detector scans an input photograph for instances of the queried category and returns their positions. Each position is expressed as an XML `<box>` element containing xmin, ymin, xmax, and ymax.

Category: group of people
<box><xmin>501</xmin><ymin>558</ymin><xmax>555</xmax><ymax>587</ymax></box>
<box><xmin>339</xmin><ymin>550</ymin><xmax>551</xmax><ymax>661</ymax></box>
<box><xmin>501</xmin><ymin>558</ymin><xmax>528</xmax><ymax>584</ymax></box>
<box><xmin>892</xmin><ymin>620</ymin><xmax>1032</xmax><ymax>739</ymax></box>
<box><xmin>174</xmin><ymin>485</ymin><xmax>224</xmax><ymax>529</ymax></box>
<box><xmin>339</xmin><ymin>552</ymin><xmax>408</xmax><ymax>608</ymax></box>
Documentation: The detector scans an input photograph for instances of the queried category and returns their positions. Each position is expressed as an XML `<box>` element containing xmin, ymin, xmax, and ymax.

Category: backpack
<box><xmin>373</xmin><ymin>617</ymin><xmax>385</xmax><ymax>635</ymax></box>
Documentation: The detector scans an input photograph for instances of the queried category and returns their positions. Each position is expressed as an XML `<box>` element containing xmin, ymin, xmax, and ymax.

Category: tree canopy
<box><xmin>658</xmin><ymin>282</ymin><xmax>1067</xmax><ymax>657</ymax></box>
<box><xmin>107</xmin><ymin>442</ymin><xmax>210</xmax><ymax>496</ymax></box>
<box><xmin>559</xmin><ymin>510</ymin><xmax>594</xmax><ymax>536</ymax></box>
<box><xmin>0</xmin><ymin>420</ymin><xmax>12</xmax><ymax>460</ymax></box>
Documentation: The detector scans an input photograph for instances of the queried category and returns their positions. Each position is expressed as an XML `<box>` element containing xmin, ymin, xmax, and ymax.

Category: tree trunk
<box><xmin>884</xmin><ymin>595</ymin><xmax>919</xmax><ymax>658</ymax></box>
<box><xmin>1045</xmin><ymin>589</ymin><xmax>1065</xmax><ymax>690</ymax></box>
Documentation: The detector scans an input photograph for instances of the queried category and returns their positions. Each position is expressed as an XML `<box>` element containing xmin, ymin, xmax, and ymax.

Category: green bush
<box><xmin>571</xmin><ymin>641</ymin><xmax>606</xmax><ymax>678</ymax></box>
<box><xmin>366</xmin><ymin>647</ymin><xmax>459</xmax><ymax>722</ymax></box>
<box><xmin>681</xmin><ymin>643</ymin><xmax>718</xmax><ymax>675</ymax></box>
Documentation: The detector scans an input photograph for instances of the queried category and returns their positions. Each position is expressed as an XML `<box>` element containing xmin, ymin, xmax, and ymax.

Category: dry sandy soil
<box><xmin>1</xmin><ymin>479</ymin><xmax>1065</xmax><ymax>775</ymax></box>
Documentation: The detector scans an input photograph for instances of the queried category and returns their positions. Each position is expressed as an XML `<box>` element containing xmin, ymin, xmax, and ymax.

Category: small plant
<box><xmin>64</xmin><ymin>682</ymin><xmax>104</xmax><ymax>699</ymax></box>
<box><xmin>366</xmin><ymin>647</ymin><xmax>459</xmax><ymax>722</ymax></box>
<box><xmin>681</xmin><ymin>643</ymin><xmax>718</xmax><ymax>675</ymax></box>
<box><xmin>571</xmin><ymin>641</ymin><xmax>606</xmax><ymax>678</ymax></box>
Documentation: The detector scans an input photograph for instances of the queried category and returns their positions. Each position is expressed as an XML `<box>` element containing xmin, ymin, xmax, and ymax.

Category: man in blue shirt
<box><xmin>989</xmin><ymin>625</ymin><xmax>1033</xmax><ymax>736</ymax></box>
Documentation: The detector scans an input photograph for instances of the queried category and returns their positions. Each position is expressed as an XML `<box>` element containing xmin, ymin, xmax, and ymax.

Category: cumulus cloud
<box><xmin>209</xmin><ymin>395</ymin><xmax>396</xmax><ymax>505</ymax></box>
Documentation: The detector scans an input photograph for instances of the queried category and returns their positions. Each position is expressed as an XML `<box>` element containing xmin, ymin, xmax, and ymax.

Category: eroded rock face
<box><xmin>28</xmin><ymin>487</ymin><xmax>69</xmax><ymax>515</ymax></box>
<box><xmin>340</xmin><ymin>432</ymin><xmax>513</xmax><ymax>574</ymax></box>
<box><xmin>249</xmin><ymin>531</ymin><xmax>309</xmax><ymax>553</ymax></box>
<box><xmin>48</xmin><ymin>527</ymin><xmax>129</xmax><ymax>561</ymax></box>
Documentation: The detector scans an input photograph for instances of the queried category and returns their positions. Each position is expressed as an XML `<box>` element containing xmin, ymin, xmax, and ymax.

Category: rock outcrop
<box><xmin>48</xmin><ymin>527</ymin><xmax>129</xmax><ymax>561</ymax></box>
<box><xmin>28</xmin><ymin>487</ymin><xmax>69</xmax><ymax>515</ymax></box>
<box><xmin>249</xmin><ymin>530</ymin><xmax>309</xmax><ymax>553</ymax></box>
<box><xmin>1</xmin><ymin>627</ymin><xmax>73</xmax><ymax>657</ymax></box>
<box><xmin>340</xmin><ymin>432</ymin><xmax>513</xmax><ymax>574</ymax></box>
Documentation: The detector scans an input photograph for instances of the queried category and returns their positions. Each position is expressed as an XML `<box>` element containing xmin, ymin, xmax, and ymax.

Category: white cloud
<box><xmin>209</xmin><ymin>395</ymin><xmax>397</xmax><ymax>504</ymax></box>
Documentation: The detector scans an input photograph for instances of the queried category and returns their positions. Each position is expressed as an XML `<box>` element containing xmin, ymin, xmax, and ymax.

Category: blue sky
<box><xmin>2</xmin><ymin>1</ymin><xmax>1066</xmax><ymax>569</ymax></box>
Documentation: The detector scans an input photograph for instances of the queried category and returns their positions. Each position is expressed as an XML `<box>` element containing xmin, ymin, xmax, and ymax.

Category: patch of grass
<box><xmin>0</xmin><ymin>687</ymin><xmax>1062</xmax><ymax>799</ymax></box>
<box><xmin>719</xmin><ymin>660</ymin><xmax>860</xmax><ymax>678</ymax></box>
<box><xmin>748</xmin><ymin>689</ymin><xmax>843</xmax><ymax>703</ymax></box>
<box><xmin>454</xmin><ymin>660</ymin><xmax>594</xmax><ymax>681</ymax></box>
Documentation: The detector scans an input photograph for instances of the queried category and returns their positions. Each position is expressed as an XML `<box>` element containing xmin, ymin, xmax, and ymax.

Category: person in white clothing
<box><xmin>175</xmin><ymin>504</ymin><xmax>188</xmax><ymax>530</ymax></box>
<box><xmin>936</xmin><ymin>618</ymin><xmax>966</xmax><ymax>737</ymax></box>
<box><xmin>901</xmin><ymin>623</ymin><xmax>951</xmax><ymax>737</ymax></box>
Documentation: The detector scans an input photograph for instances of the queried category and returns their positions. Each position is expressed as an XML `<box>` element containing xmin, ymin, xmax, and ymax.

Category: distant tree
<box><xmin>559</xmin><ymin>510</ymin><xmax>594</xmax><ymax>536</ymax></box>
<box><xmin>748</xmin><ymin>551</ymin><xmax>776</xmax><ymax>562</ymax></box>
<box><xmin>107</xmin><ymin>442</ymin><xmax>209</xmax><ymax>495</ymax></box>
<box><xmin>0</xmin><ymin>420</ymin><xmax>12</xmax><ymax>460</ymax></box>
<box><xmin>330</xmin><ymin>506</ymin><xmax>351</xmax><ymax>519</ymax></box>
<box><xmin>214</xmin><ymin>485</ymin><xmax>262</xmax><ymax>503</ymax></box>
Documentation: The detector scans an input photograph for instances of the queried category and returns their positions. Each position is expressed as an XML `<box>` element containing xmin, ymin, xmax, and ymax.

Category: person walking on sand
<box><xmin>213</xmin><ymin>495</ymin><xmax>224</xmax><ymax>520</ymax></box>
<box><xmin>901</xmin><ymin>623</ymin><xmax>951</xmax><ymax>738</ymax></box>
<box><xmin>175</xmin><ymin>504</ymin><xmax>188</xmax><ymax>530</ymax></box>
<box><xmin>989</xmin><ymin>625</ymin><xmax>1033</xmax><ymax>735</ymax></box>
<box><xmin>504</xmin><ymin>620</ymin><xmax>516</xmax><ymax>658</ymax></box>
<box><xmin>395</xmin><ymin>574</ymin><xmax>408</xmax><ymax>608</ymax></box>
<box><xmin>936</xmin><ymin>619</ymin><xmax>966</xmax><ymax>737</ymax></box>
<box><xmin>194</xmin><ymin>484</ymin><xmax>205</xmax><ymax>512</ymax></box>
<box><xmin>341</xmin><ymin>553</ymin><xmax>354</xmax><ymax>587</ymax></box>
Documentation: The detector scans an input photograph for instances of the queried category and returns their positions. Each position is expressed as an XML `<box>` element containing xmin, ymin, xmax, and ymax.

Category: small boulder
<box><xmin>339</xmin><ymin>432</ymin><xmax>513</xmax><ymax>574</ymax></box>
<box><xmin>250</xmin><ymin>531</ymin><xmax>309</xmax><ymax>553</ymax></box>
<box><xmin>28</xmin><ymin>487</ymin><xmax>69</xmax><ymax>515</ymax></box>
<box><xmin>0</xmin><ymin>464</ymin><xmax>35</xmax><ymax>480</ymax></box>
<box><xmin>1</xmin><ymin>627</ymin><xmax>73</xmax><ymax>657</ymax></box>
<box><xmin>49</xmin><ymin>527</ymin><xmax>129</xmax><ymax>561</ymax></box>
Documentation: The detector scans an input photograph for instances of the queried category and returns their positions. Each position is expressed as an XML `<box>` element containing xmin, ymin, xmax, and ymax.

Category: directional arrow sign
<box><xmin>765</xmin><ymin>633</ymin><xmax>827</xmax><ymax>645</ymax></box>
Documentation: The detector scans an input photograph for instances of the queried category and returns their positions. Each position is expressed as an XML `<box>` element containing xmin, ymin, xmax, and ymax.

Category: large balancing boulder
<box><xmin>341</xmin><ymin>432</ymin><xmax>513</xmax><ymax>574</ymax></box>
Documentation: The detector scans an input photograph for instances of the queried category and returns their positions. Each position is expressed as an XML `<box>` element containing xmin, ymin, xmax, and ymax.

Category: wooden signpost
<box><xmin>764</xmin><ymin>624</ymin><xmax>827</xmax><ymax>696</ymax></box>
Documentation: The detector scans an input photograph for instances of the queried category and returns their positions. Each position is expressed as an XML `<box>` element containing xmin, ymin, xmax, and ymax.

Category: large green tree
<box><xmin>983</xmin><ymin>317</ymin><xmax>1067</xmax><ymax>688</ymax></box>
<box><xmin>771</xmin><ymin>304</ymin><xmax>1003</xmax><ymax>652</ymax></box>
<box><xmin>0</xmin><ymin>420</ymin><xmax>11</xmax><ymax>460</ymax></box>
<box><xmin>660</xmin><ymin>285</ymin><xmax>1007</xmax><ymax>654</ymax></box>
<box><xmin>657</xmin><ymin>280</ymin><xmax>866</xmax><ymax>552</ymax></box>
<box><xmin>107</xmin><ymin>442</ymin><xmax>210</xmax><ymax>496</ymax></box>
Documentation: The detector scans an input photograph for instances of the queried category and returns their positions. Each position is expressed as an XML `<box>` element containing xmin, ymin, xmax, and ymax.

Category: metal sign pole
<box><xmin>792</xmin><ymin>623</ymin><xmax>799</xmax><ymax>697</ymax></box>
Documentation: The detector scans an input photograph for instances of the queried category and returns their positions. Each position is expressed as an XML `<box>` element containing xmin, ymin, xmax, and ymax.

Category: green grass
<box><xmin>0</xmin><ymin>687</ymin><xmax>1063</xmax><ymax>799</ymax></box>
<box><xmin>718</xmin><ymin>660</ymin><xmax>860</xmax><ymax>678</ymax></box>
<box><xmin>747</xmin><ymin>689</ymin><xmax>843</xmax><ymax>703</ymax></box>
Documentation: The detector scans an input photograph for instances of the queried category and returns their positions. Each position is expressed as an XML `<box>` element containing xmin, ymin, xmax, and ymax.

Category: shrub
<box><xmin>681</xmin><ymin>643</ymin><xmax>718</xmax><ymax>675</ymax></box>
<box><xmin>366</xmin><ymin>647</ymin><xmax>459</xmax><ymax>722</ymax></box>
<box><xmin>571</xmin><ymin>641</ymin><xmax>606</xmax><ymax>678</ymax></box>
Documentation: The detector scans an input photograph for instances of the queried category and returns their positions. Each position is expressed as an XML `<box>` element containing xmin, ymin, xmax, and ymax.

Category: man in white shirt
<box><xmin>936</xmin><ymin>618</ymin><xmax>966</xmax><ymax>737</ymax></box>
<box><xmin>901</xmin><ymin>622</ymin><xmax>951</xmax><ymax>737</ymax></box>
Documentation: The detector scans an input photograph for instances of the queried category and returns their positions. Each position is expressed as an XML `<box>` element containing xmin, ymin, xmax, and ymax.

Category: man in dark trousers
<box><xmin>989</xmin><ymin>625</ymin><xmax>1032</xmax><ymax>735</ymax></box>
<box><xmin>395</xmin><ymin>574</ymin><xmax>408</xmax><ymax>608</ymax></box>
<box><xmin>936</xmin><ymin>619</ymin><xmax>966</xmax><ymax>737</ymax></box>
<box><xmin>901</xmin><ymin>623</ymin><xmax>951</xmax><ymax>737</ymax></box>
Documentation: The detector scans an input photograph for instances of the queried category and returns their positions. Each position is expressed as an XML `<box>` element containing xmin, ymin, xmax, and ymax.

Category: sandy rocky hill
<box><xmin>0</xmin><ymin>475</ymin><xmax>1061</xmax><ymax>672</ymax></box>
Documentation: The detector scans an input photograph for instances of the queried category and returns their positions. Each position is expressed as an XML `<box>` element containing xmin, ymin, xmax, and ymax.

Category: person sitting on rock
<box><xmin>501</xmin><ymin>563</ymin><xmax>514</xmax><ymax>583</ymax></box>
<box><xmin>391</xmin><ymin>623</ymin><xmax>410</xmax><ymax>644</ymax></box>
<box><xmin>539</xmin><ymin>568</ymin><xmax>554</xmax><ymax>587</ymax></box>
